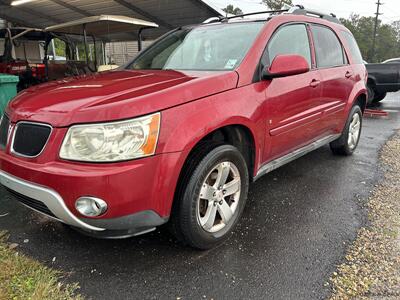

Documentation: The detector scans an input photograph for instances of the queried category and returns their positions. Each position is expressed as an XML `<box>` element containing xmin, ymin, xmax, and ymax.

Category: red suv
<box><xmin>0</xmin><ymin>7</ymin><xmax>367</xmax><ymax>249</ymax></box>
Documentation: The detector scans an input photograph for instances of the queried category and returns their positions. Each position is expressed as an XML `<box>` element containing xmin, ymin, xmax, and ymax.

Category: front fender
<box><xmin>157</xmin><ymin>86</ymin><xmax>267</xmax><ymax>174</ymax></box>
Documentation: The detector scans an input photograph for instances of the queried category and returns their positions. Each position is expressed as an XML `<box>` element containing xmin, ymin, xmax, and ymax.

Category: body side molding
<box><xmin>254</xmin><ymin>134</ymin><xmax>341</xmax><ymax>181</ymax></box>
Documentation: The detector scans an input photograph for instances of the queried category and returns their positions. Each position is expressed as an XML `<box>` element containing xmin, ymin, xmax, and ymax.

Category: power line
<box><xmin>371</xmin><ymin>0</ymin><xmax>383</xmax><ymax>61</ymax></box>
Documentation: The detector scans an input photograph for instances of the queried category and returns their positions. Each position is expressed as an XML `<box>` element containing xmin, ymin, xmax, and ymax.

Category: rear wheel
<box><xmin>171</xmin><ymin>144</ymin><xmax>249</xmax><ymax>249</ymax></box>
<box><xmin>330</xmin><ymin>105</ymin><xmax>362</xmax><ymax>156</ymax></box>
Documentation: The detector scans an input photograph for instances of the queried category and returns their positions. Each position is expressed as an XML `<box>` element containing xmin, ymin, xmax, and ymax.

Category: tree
<box><xmin>341</xmin><ymin>14</ymin><xmax>400</xmax><ymax>62</ymax></box>
<box><xmin>262</xmin><ymin>0</ymin><xmax>293</xmax><ymax>10</ymax></box>
<box><xmin>53</xmin><ymin>38</ymin><xmax>66</xmax><ymax>58</ymax></box>
<box><xmin>392</xmin><ymin>20</ymin><xmax>400</xmax><ymax>41</ymax></box>
<box><xmin>222</xmin><ymin>4</ymin><xmax>243</xmax><ymax>16</ymax></box>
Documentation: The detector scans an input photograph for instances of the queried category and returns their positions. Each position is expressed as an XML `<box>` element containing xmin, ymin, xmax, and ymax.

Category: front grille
<box><xmin>12</xmin><ymin>122</ymin><xmax>51</xmax><ymax>157</ymax></box>
<box><xmin>6</xmin><ymin>188</ymin><xmax>57</xmax><ymax>219</ymax></box>
<box><xmin>0</xmin><ymin>115</ymin><xmax>10</xmax><ymax>150</ymax></box>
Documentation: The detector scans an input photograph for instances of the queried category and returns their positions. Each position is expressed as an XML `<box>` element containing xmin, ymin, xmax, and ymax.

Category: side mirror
<box><xmin>263</xmin><ymin>54</ymin><xmax>310</xmax><ymax>79</ymax></box>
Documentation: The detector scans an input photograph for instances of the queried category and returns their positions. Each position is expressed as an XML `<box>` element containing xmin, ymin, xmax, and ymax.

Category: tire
<box><xmin>372</xmin><ymin>91</ymin><xmax>387</xmax><ymax>103</ymax></box>
<box><xmin>330</xmin><ymin>105</ymin><xmax>363</xmax><ymax>156</ymax></box>
<box><xmin>170</xmin><ymin>144</ymin><xmax>249</xmax><ymax>250</ymax></box>
<box><xmin>367</xmin><ymin>84</ymin><xmax>375</xmax><ymax>105</ymax></box>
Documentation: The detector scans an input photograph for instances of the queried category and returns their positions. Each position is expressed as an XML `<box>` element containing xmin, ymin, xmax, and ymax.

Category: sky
<box><xmin>209</xmin><ymin>0</ymin><xmax>400</xmax><ymax>23</ymax></box>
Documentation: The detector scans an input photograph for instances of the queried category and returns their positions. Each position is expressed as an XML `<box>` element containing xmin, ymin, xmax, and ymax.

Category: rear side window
<box><xmin>341</xmin><ymin>31</ymin><xmax>363</xmax><ymax>64</ymax></box>
<box><xmin>311</xmin><ymin>25</ymin><xmax>345</xmax><ymax>68</ymax></box>
<box><xmin>267</xmin><ymin>24</ymin><xmax>311</xmax><ymax>67</ymax></box>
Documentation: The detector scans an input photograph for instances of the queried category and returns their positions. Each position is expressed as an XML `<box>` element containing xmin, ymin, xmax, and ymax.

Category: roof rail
<box><xmin>203</xmin><ymin>9</ymin><xmax>289</xmax><ymax>24</ymax></box>
<box><xmin>202</xmin><ymin>5</ymin><xmax>341</xmax><ymax>25</ymax></box>
<box><xmin>289</xmin><ymin>5</ymin><xmax>341</xmax><ymax>24</ymax></box>
<box><xmin>203</xmin><ymin>17</ymin><xmax>222</xmax><ymax>24</ymax></box>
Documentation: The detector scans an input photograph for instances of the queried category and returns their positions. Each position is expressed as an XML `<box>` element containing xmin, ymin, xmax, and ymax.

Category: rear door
<box><xmin>263</xmin><ymin>23</ymin><xmax>323</xmax><ymax>161</ymax></box>
<box><xmin>310</xmin><ymin>24</ymin><xmax>354</xmax><ymax>132</ymax></box>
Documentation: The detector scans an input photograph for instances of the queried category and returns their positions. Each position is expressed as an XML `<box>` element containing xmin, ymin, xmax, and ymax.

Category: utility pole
<box><xmin>371</xmin><ymin>0</ymin><xmax>383</xmax><ymax>62</ymax></box>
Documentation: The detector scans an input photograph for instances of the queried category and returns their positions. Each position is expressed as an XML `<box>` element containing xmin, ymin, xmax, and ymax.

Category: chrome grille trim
<box><xmin>10</xmin><ymin>121</ymin><xmax>53</xmax><ymax>158</ymax></box>
<box><xmin>0</xmin><ymin>114</ymin><xmax>10</xmax><ymax>150</ymax></box>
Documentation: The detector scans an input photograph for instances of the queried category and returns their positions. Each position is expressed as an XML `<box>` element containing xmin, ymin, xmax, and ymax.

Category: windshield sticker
<box><xmin>224</xmin><ymin>59</ymin><xmax>238</xmax><ymax>69</ymax></box>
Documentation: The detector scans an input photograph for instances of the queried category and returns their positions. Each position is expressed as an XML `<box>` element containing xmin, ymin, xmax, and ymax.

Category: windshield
<box><xmin>126</xmin><ymin>22</ymin><xmax>264</xmax><ymax>71</ymax></box>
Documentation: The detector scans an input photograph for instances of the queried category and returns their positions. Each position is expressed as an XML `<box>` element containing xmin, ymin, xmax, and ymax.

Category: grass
<box><xmin>0</xmin><ymin>231</ymin><xmax>83</xmax><ymax>300</ymax></box>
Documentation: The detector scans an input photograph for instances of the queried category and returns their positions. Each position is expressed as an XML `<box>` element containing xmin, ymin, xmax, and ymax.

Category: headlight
<box><xmin>60</xmin><ymin>113</ymin><xmax>160</xmax><ymax>162</ymax></box>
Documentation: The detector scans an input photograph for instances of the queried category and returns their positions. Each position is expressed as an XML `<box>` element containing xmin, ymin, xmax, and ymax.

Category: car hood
<box><xmin>7</xmin><ymin>69</ymin><xmax>238</xmax><ymax>127</ymax></box>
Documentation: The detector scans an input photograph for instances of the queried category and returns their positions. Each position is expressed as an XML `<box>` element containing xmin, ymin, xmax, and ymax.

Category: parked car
<box><xmin>366</xmin><ymin>60</ymin><xmax>400</xmax><ymax>104</ymax></box>
<box><xmin>0</xmin><ymin>6</ymin><xmax>367</xmax><ymax>249</ymax></box>
<box><xmin>382</xmin><ymin>57</ymin><xmax>400</xmax><ymax>64</ymax></box>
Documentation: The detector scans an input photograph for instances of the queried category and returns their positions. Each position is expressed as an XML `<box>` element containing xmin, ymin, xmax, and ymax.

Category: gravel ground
<box><xmin>329</xmin><ymin>131</ymin><xmax>400</xmax><ymax>299</ymax></box>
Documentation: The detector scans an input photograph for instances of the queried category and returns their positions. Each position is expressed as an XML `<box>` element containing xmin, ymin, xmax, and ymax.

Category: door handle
<box><xmin>309</xmin><ymin>79</ymin><xmax>320</xmax><ymax>88</ymax></box>
<box><xmin>345</xmin><ymin>71</ymin><xmax>353</xmax><ymax>78</ymax></box>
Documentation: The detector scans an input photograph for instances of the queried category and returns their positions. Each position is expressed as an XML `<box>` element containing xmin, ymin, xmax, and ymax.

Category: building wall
<box><xmin>0</xmin><ymin>39</ymin><xmax>44</xmax><ymax>63</ymax></box>
<box><xmin>14</xmin><ymin>41</ymin><xmax>44</xmax><ymax>63</ymax></box>
<box><xmin>105</xmin><ymin>40</ymin><xmax>153</xmax><ymax>66</ymax></box>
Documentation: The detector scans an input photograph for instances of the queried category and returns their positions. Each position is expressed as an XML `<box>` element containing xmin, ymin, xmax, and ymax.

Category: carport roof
<box><xmin>0</xmin><ymin>0</ymin><xmax>224</xmax><ymax>40</ymax></box>
<box><xmin>45</xmin><ymin>15</ymin><xmax>158</xmax><ymax>35</ymax></box>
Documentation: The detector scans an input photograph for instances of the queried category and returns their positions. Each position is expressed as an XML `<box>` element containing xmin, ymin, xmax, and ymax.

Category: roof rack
<box><xmin>203</xmin><ymin>9</ymin><xmax>289</xmax><ymax>24</ymax></box>
<box><xmin>289</xmin><ymin>5</ymin><xmax>341</xmax><ymax>24</ymax></box>
<box><xmin>203</xmin><ymin>5</ymin><xmax>341</xmax><ymax>25</ymax></box>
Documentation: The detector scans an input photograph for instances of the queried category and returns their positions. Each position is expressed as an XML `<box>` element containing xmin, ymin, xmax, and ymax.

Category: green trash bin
<box><xmin>0</xmin><ymin>74</ymin><xmax>19</xmax><ymax>116</ymax></box>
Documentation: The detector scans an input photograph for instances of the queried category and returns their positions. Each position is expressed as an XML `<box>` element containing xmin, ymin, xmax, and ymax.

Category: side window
<box><xmin>341</xmin><ymin>31</ymin><xmax>363</xmax><ymax>64</ymax></box>
<box><xmin>311</xmin><ymin>25</ymin><xmax>345</xmax><ymax>68</ymax></box>
<box><xmin>267</xmin><ymin>24</ymin><xmax>312</xmax><ymax>67</ymax></box>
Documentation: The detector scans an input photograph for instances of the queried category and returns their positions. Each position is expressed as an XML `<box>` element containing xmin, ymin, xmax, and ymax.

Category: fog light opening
<box><xmin>75</xmin><ymin>197</ymin><xmax>107</xmax><ymax>217</ymax></box>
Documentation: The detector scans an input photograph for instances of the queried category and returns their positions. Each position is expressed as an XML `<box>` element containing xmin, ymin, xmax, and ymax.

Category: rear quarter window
<box><xmin>311</xmin><ymin>25</ymin><xmax>346</xmax><ymax>68</ymax></box>
<box><xmin>341</xmin><ymin>31</ymin><xmax>364</xmax><ymax>64</ymax></box>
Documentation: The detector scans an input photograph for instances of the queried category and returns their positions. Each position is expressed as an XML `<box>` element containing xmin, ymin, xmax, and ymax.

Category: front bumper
<box><xmin>0</xmin><ymin>170</ymin><xmax>104</xmax><ymax>231</ymax></box>
<box><xmin>0</xmin><ymin>170</ymin><xmax>169</xmax><ymax>236</ymax></box>
<box><xmin>0</xmin><ymin>147</ymin><xmax>185</xmax><ymax>236</ymax></box>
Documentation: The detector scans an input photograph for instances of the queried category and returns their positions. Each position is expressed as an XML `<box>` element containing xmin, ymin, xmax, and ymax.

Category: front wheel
<box><xmin>171</xmin><ymin>144</ymin><xmax>249</xmax><ymax>249</ymax></box>
<box><xmin>330</xmin><ymin>105</ymin><xmax>363</xmax><ymax>156</ymax></box>
<box><xmin>372</xmin><ymin>91</ymin><xmax>387</xmax><ymax>103</ymax></box>
<box><xmin>367</xmin><ymin>84</ymin><xmax>375</xmax><ymax>104</ymax></box>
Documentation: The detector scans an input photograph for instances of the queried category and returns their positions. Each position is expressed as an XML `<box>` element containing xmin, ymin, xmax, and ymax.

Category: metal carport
<box><xmin>0</xmin><ymin>0</ymin><xmax>224</xmax><ymax>40</ymax></box>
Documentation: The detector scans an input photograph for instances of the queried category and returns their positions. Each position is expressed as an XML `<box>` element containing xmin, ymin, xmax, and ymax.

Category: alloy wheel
<box><xmin>348</xmin><ymin>112</ymin><xmax>361</xmax><ymax>150</ymax></box>
<box><xmin>197</xmin><ymin>161</ymin><xmax>241</xmax><ymax>233</ymax></box>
